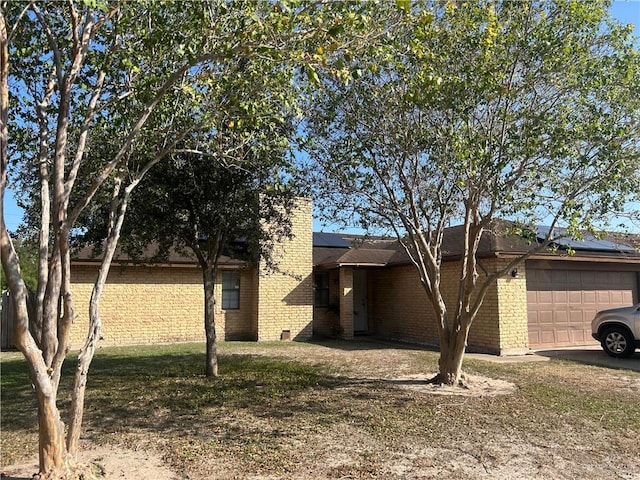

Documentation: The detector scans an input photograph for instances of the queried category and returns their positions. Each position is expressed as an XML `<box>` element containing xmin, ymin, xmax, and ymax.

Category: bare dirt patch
<box><xmin>2</xmin><ymin>340</ymin><xmax>639</xmax><ymax>480</ymax></box>
<box><xmin>380</xmin><ymin>372</ymin><xmax>517</xmax><ymax>397</ymax></box>
<box><xmin>0</xmin><ymin>445</ymin><xmax>176</xmax><ymax>480</ymax></box>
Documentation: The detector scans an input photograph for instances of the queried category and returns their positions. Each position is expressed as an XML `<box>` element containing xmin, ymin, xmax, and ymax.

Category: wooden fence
<box><xmin>1</xmin><ymin>290</ymin><xmax>36</xmax><ymax>350</ymax></box>
<box><xmin>1</xmin><ymin>291</ymin><xmax>15</xmax><ymax>349</ymax></box>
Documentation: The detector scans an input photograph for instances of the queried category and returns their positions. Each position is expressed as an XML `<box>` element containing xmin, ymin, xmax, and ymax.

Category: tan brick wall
<box><xmin>367</xmin><ymin>259</ymin><xmax>527</xmax><ymax>354</ymax></box>
<box><xmin>367</xmin><ymin>265</ymin><xmax>437</xmax><ymax>343</ymax></box>
<box><xmin>368</xmin><ymin>265</ymin><xmax>440</xmax><ymax>345</ymax></box>
<box><xmin>69</xmin><ymin>264</ymin><xmax>256</xmax><ymax>349</ymax></box>
<box><xmin>67</xmin><ymin>199</ymin><xmax>313</xmax><ymax>348</ymax></box>
<box><xmin>495</xmin><ymin>259</ymin><xmax>529</xmax><ymax>353</ymax></box>
<box><xmin>219</xmin><ymin>268</ymin><xmax>257</xmax><ymax>341</ymax></box>
<box><xmin>256</xmin><ymin>198</ymin><xmax>313</xmax><ymax>341</ymax></box>
<box><xmin>467</xmin><ymin>261</ymin><xmax>500</xmax><ymax>351</ymax></box>
<box><xmin>466</xmin><ymin>258</ymin><xmax>529</xmax><ymax>353</ymax></box>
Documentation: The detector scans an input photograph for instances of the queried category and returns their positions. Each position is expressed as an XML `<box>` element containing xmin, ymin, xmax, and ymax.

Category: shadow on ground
<box><xmin>535</xmin><ymin>347</ymin><xmax>640</xmax><ymax>372</ymax></box>
<box><xmin>309</xmin><ymin>337</ymin><xmax>434</xmax><ymax>352</ymax></box>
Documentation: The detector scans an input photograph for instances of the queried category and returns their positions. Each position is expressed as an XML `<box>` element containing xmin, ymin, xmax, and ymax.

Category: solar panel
<box><xmin>536</xmin><ymin>226</ymin><xmax>635</xmax><ymax>253</ymax></box>
<box><xmin>313</xmin><ymin>232</ymin><xmax>351</xmax><ymax>248</ymax></box>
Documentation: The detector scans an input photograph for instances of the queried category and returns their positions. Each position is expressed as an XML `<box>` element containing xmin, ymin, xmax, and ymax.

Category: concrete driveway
<box><xmin>533</xmin><ymin>345</ymin><xmax>640</xmax><ymax>372</ymax></box>
<box><xmin>466</xmin><ymin>345</ymin><xmax>640</xmax><ymax>372</ymax></box>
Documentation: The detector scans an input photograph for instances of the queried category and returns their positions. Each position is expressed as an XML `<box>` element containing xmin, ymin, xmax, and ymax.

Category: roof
<box><xmin>535</xmin><ymin>226</ymin><xmax>636</xmax><ymax>253</ymax></box>
<box><xmin>312</xmin><ymin>232</ymin><xmax>407</xmax><ymax>268</ymax></box>
<box><xmin>313</xmin><ymin>224</ymin><xmax>640</xmax><ymax>268</ymax></box>
<box><xmin>72</xmin><ymin>243</ymin><xmax>246</xmax><ymax>268</ymax></box>
<box><xmin>313</xmin><ymin>232</ymin><xmax>351</xmax><ymax>248</ymax></box>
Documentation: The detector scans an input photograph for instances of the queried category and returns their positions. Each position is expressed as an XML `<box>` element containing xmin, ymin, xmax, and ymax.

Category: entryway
<box><xmin>353</xmin><ymin>269</ymin><xmax>368</xmax><ymax>333</ymax></box>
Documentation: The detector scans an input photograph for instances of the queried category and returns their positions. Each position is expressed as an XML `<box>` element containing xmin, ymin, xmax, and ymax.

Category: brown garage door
<box><xmin>527</xmin><ymin>268</ymin><xmax>638</xmax><ymax>349</ymax></box>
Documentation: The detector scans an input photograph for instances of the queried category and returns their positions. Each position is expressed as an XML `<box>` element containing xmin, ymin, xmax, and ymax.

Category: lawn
<box><xmin>1</xmin><ymin>340</ymin><xmax>639</xmax><ymax>479</ymax></box>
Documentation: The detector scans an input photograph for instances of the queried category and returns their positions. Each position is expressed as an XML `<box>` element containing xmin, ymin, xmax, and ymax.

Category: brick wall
<box><xmin>70</xmin><ymin>265</ymin><xmax>201</xmax><ymax>348</ymax></box>
<box><xmin>219</xmin><ymin>268</ymin><xmax>257</xmax><ymax>341</ymax></box>
<box><xmin>69</xmin><ymin>264</ymin><xmax>256</xmax><ymax>349</ymax></box>
<box><xmin>466</xmin><ymin>260</ymin><xmax>500</xmax><ymax>351</ymax></box>
<box><xmin>495</xmin><ymin>259</ymin><xmax>529</xmax><ymax>353</ymax></box>
<box><xmin>367</xmin><ymin>258</ymin><xmax>528</xmax><ymax>354</ymax></box>
<box><xmin>68</xmin><ymin>198</ymin><xmax>314</xmax><ymax>348</ymax></box>
<box><xmin>466</xmin><ymin>258</ymin><xmax>529</xmax><ymax>353</ymax></box>
<box><xmin>368</xmin><ymin>265</ymin><xmax>440</xmax><ymax>345</ymax></box>
<box><xmin>255</xmin><ymin>198</ymin><xmax>313</xmax><ymax>341</ymax></box>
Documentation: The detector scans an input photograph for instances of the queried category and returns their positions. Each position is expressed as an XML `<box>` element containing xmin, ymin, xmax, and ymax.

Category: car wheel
<box><xmin>601</xmin><ymin>327</ymin><xmax>635</xmax><ymax>358</ymax></box>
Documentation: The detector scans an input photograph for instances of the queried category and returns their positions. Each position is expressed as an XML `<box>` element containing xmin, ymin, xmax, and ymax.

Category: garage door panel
<box><xmin>608</xmin><ymin>291</ymin><xmax>621</xmax><ymax>303</ymax></box>
<box><xmin>555</xmin><ymin>310</ymin><xmax>568</xmax><ymax>324</ymax></box>
<box><xmin>580</xmin><ymin>308</ymin><xmax>599</xmax><ymax>323</ymax></box>
<box><xmin>538</xmin><ymin>310</ymin><xmax>554</xmax><ymax>323</ymax></box>
<box><xmin>568</xmin><ymin>291</ymin><xmax>582</xmax><ymax>303</ymax></box>
<box><xmin>554</xmin><ymin>329</ymin><xmax>569</xmax><ymax>344</ymax></box>
<box><xmin>537</xmin><ymin>291</ymin><xmax>553</xmax><ymax>303</ymax></box>
<box><xmin>610</xmin><ymin>272</ymin><xmax>630</xmax><ymax>286</ymax></box>
<box><xmin>581</xmin><ymin>271</ymin><xmax>596</xmax><ymax>284</ymax></box>
<box><xmin>552</xmin><ymin>270</ymin><xmax>568</xmax><ymax>284</ymax></box>
<box><xmin>527</xmin><ymin>268</ymin><xmax>638</xmax><ymax>349</ymax></box>
<box><xmin>569</xmin><ymin>310</ymin><xmax>584</xmax><ymax>324</ymax></box>
<box><xmin>582</xmin><ymin>291</ymin><xmax>597</xmax><ymax>304</ymax></box>
<box><xmin>569</xmin><ymin>329</ymin><xmax>589</xmax><ymax>344</ymax></box>
<box><xmin>535</xmin><ymin>270</ymin><xmax>551</xmax><ymax>284</ymax></box>
<box><xmin>553</xmin><ymin>291</ymin><xmax>568</xmax><ymax>303</ymax></box>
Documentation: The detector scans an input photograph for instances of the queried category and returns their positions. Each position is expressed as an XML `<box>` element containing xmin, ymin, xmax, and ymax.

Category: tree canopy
<box><xmin>1</xmin><ymin>1</ymin><xmax>377</xmax><ymax>477</ymax></box>
<box><xmin>302</xmin><ymin>0</ymin><xmax>640</xmax><ymax>384</ymax></box>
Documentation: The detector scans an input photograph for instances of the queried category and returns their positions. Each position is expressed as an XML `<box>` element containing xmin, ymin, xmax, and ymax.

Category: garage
<box><xmin>526</xmin><ymin>263</ymin><xmax>639</xmax><ymax>349</ymax></box>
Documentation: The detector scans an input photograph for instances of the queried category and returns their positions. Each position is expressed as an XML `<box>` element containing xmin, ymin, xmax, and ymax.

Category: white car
<box><xmin>591</xmin><ymin>304</ymin><xmax>640</xmax><ymax>358</ymax></box>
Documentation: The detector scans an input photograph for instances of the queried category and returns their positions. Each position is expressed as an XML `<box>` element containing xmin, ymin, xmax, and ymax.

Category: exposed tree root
<box><xmin>30</xmin><ymin>462</ymin><xmax>99</xmax><ymax>480</ymax></box>
<box><xmin>426</xmin><ymin>373</ymin><xmax>471</xmax><ymax>389</ymax></box>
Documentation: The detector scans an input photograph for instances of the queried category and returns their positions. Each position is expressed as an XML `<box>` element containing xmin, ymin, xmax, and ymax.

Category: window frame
<box><xmin>314</xmin><ymin>272</ymin><xmax>330</xmax><ymax>307</ymax></box>
<box><xmin>221</xmin><ymin>270</ymin><xmax>241</xmax><ymax>310</ymax></box>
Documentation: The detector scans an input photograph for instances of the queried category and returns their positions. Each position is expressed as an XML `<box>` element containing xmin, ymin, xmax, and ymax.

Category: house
<box><xmin>65</xmin><ymin>199</ymin><xmax>314</xmax><ymax>348</ymax></box>
<box><xmin>9</xmin><ymin>199</ymin><xmax>637</xmax><ymax>354</ymax></box>
<box><xmin>312</xmin><ymin>226</ymin><xmax>640</xmax><ymax>354</ymax></box>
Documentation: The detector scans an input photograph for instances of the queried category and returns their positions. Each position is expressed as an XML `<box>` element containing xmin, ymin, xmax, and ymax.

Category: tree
<box><xmin>2</xmin><ymin>1</ymin><xmax>367</xmax><ymax>477</ymax></box>
<box><xmin>303</xmin><ymin>0</ymin><xmax>640</xmax><ymax>385</ymax></box>
<box><xmin>73</xmin><ymin>17</ymin><xmax>302</xmax><ymax>376</ymax></box>
<box><xmin>82</xmin><ymin>149</ymin><xmax>297</xmax><ymax>377</ymax></box>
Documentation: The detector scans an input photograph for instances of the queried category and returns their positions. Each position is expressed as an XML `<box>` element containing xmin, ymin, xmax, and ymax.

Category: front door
<box><xmin>353</xmin><ymin>269</ymin><xmax>368</xmax><ymax>332</ymax></box>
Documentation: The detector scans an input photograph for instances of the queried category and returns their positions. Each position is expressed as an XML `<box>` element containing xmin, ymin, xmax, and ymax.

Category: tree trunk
<box><xmin>434</xmin><ymin>312</ymin><xmax>471</xmax><ymax>386</ymax></box>
<box><xmin>36</xmin><ymin>389</ymin><xmax>69</xmax><ymax>478</ymax></box>
<box><xmin>66</xmin><ymin>292</ymin><xmax>102</xmax><ymax>457</ymax></box>
<box><xmin>1</xmin><ymin>16</ymin><xmax>69</xmax><ymax>478</ymax></box>
<box><xmin>436</xmin><ymin>332</ymin><xmax>467</xmax><ymax>386</ymax></box>
<box><xmin>68</xmin><ymin>185</ymin><xmax>130</xmax><ymax>456</ymax></box>
<box><xmin>6</xmin><ymin>279</ymin><xmax>71</xmax><ymax>478</ymax></box>
<box><xmin>203</xmin><ymin>266</ymin><xmax>218</xmax><ymax>377</ymax></box>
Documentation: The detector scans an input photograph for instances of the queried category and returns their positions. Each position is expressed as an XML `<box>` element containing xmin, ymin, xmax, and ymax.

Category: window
<box><xmin>222</xmin><ymin>271</ymin><xmax>240</xmax><ymax>310</ymax></box>
<box><xmin>314</xmin><ymin>272</ymin><xmax>330</xmax><ymax>307</ymax></box>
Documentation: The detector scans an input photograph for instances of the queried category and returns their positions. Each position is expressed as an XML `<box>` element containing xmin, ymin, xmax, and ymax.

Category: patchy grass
<box><xmin>2</xmin><ymin>340</ymin><xmax>640</xmax><ymax>479</ymax></box>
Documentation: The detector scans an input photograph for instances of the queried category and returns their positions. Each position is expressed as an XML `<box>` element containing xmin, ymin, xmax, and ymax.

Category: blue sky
<box><xmin>3</xmin><ymin>1</ymin><xmax>640</xmax><ymax>233</ymax></box>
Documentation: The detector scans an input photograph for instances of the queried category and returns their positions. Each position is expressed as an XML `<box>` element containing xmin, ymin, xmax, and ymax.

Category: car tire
<box><xmin>600</xmin><ymin>326</ymin><xmax>635</xmax><ymax>358</ymax></box>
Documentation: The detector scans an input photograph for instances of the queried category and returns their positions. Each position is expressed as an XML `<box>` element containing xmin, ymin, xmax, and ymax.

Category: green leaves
<box><xmin>303</xmin><ymin>0</ymin><xmax>640</xmax><ymax>240</ymax></box>
<box><xmin>306</xmin><ymin>65</ymin><xmax>320</xmax><ymax>85</ymax></box>
<box><xmin>396</xmin><ymin>0</ymin><xmax>411</xmax><ymax>13</ymax></box>
<box><xmin>78</xmin><ymin>0</ymin><xmax>109</xmax><ymax>12</ymax></box>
